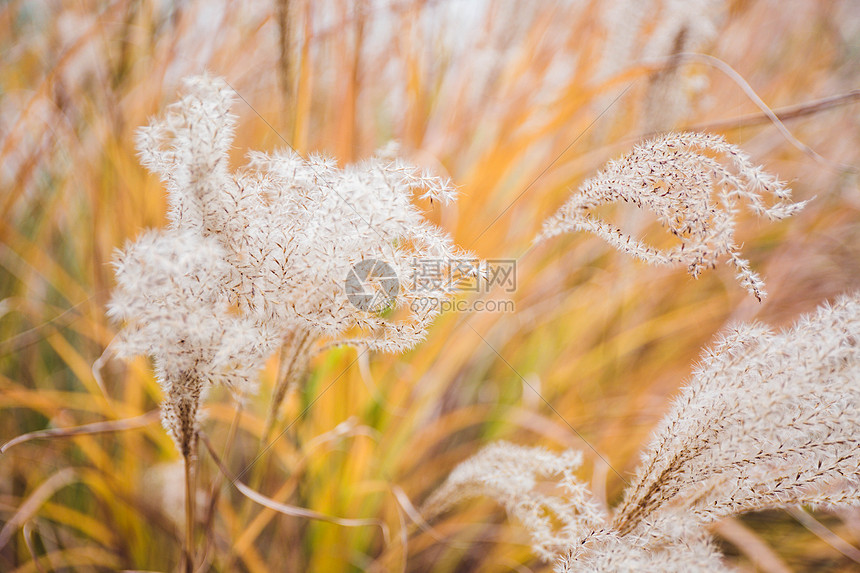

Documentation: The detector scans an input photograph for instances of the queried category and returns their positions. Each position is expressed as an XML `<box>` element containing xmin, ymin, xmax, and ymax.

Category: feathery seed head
<box><xmin>112</xmin><ymin>75</ymin><xmax>478</xmax><ymax>451</ymax></box>
<box><xmin>424</xmin><ymin>441</ymin><xmax>605</xmax><ymax>562</ymax></box>
<box><xmin>536</xmin><ymin>132</ymin><xmax>806</xmax><ymax>300</ymax></box>
<box><xmin>135</xmin><ymin>75</ymin><xmax>476</xmax><ymax>354</ymax></box>
<box><xmin>429</xmin><ymin>293</ymin><xmax>860</xmax><ymax>571</ymax></box>
<box><xmin>108</xmin><ymin>230</ymin><xmax>279</xmax><ymax>455</ymax></box>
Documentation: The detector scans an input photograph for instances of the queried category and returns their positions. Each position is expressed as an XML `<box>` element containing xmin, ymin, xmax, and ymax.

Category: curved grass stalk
<box><xmin>199</xmin><ymin>431</ymin><xmax>390</xmax><ymax>543</ymax></box>
<box><xmin>0</xmin><ymin>410</ymin><xmax>159</xmax><ymax>454</ymax></box>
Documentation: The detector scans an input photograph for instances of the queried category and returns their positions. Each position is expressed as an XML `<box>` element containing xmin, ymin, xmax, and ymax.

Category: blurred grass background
<box><xmin>1</xmin><ymin>0</ymin><xmax>859</xmax><ymax>571</ymax></box>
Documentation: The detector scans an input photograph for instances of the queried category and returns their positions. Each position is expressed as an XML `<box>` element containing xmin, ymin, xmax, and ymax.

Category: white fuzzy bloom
<box><xmin>555</xmin><ymin>522</ymin><xmax>731</xmax><ymax>573</ymax></box>
<box><xmin>423</xmin><ymin>441</ymin><xmax>606</xmax><ymax>562</ymax></box>
<box><xmin>116</xmin><ymin>74</ymin><xmax>479</xmax><ymax>442</ymax></box>
<box><xmin>536</xmin><ymin>132</ymin><xmax>806</xmax><ymax>300</ymax></box>
<box><xmin>429</xmin><ymin>293</ymin><xmax>860</xmax><ymax>571</ymax></box>
<box><xmin>108</xmin><ymin>230</ymin><xmax>279</xmax><ymax>455</ymax></box>
<box><xmin>614</xmin><ymin>292</ymin><xmax>860</xmax><ymax>534</ymax></box>
<box><xmin>135</xmin><ymin>75</ymin><xmax>476</xmax><ymax>354</ymax></box>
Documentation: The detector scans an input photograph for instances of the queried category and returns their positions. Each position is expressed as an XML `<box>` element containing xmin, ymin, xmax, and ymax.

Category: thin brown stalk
<box><xmin>263</xmin><ymin>329</ymin><xmax>314</xmax><ymax>444</ymax></box>
<box><xmin>0</xmin><ymin>410</ymin><xmax>159</xmax><ymax>454</ymax></box>
<box><xmin>196</xmin><ymin>405</ymin><xmax>244</xmax><ymax>573</ymax></box>
<box><xmin>183</xmin><ymin>453</ymin><xmax>196</xmax><ymax>573</ymax></box>
<box><xmin>683</xmin><ymin>90</ymin><xmax>860</xmax><ymax>133</ymax></box>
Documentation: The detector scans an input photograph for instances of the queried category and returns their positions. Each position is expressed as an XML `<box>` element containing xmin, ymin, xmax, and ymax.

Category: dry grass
<box><xmin>1</xmin><ymin>1</ymin><xmax>859</xmax><ymax>571</ymax></box>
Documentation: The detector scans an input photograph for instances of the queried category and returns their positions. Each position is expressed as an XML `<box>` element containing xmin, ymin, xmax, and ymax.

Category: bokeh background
<box><xmin>2</xmin><ymin>0</ymin><xmax>860</xmax><ymax>571</ymax></box>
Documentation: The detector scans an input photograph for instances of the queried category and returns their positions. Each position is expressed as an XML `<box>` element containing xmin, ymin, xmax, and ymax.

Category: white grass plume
<box><xmin>136</xmin><ymin>75</ymin><xmax>475</xmax><ymax>355</ymax></box>
<box><xmin>423</xmin><ymin>441</ymin><xmax>605</xmax><ymax>561</ymax></box>
<box><xmin>124</xmin><ymin>75</ymin><xmax>479</xmax><ymax>429</ymax></box>
<box><xmin>536</xmin><ymin>132</ymin><xmax>806</xmax><ymax>301</ymax></box>
<box><xmin>108</xmin><ymin>230</ymin><xmax>278</xmax><ymax>456</ymax></box>
<box><xmin>427</xmin><ymin>293</ymin><xmax>860</xmax><ymax>571</ymax></box>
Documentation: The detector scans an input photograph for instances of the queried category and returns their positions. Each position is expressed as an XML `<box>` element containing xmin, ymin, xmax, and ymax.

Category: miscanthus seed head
<box><xmin>536</xmin><ymin>131</ymin><xmax>806</xmax><ymax>300</ymax></box>
<box><xmin>136</xmin><ymin>75</ymin><xmax>474</xmax><ymax>353</ymax></box>
<box><xmin>614</xmin><ymin>292</ymin><xmax>860</xmax><ymax>534</ymax></box>
<box><xmin>108</xmin><ymin>230</ymin><xmax>279</xmax><ymax>455</ymax></box>
<box><xmin>110</xmin><ymin>75</ymin><xmax>476</xmax><ymax>454</ymax></box>
<box><xmin>428</xmin><ymin>293</ymin><xmax>860</xmax><ymax>572</ymax></box>
<box><xmin>423</xmin><ymin>441</ymin><xmax>605</xmax><ymax>561</ymax></box>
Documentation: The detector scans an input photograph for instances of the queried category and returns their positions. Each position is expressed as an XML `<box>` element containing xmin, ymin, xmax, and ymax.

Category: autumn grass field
<box><xmin>2</xmin><ymin>1</ymin><xmax>860</xmax><ymax>571</ymax></box>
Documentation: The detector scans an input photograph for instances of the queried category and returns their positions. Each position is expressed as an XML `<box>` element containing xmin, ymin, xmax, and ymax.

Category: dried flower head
<box><xmin>136</xmin><ymin>75</ymin><xmax>476</xmax><ymax>355</ymax></box>
<box><xmin>536</xmin><ymin>132</ymin><xmax>807</xmax><ymax>300</ymax></box>
<box><xmin>108</xmin><ymin>230</ymin><xmax>278</xmax><ymax>456</ymax></box>
<box><xmin>116</xmin><ymin>74</ymin><xmax>478</xmax><ymax>438</ymax></box>
<box><xmin>423</xmin><ymin>441</ymin><xmax>605</xmax><ymax>561</ymax></box>
<box><xmin>555</xmin><ymin>524</ymin><xmax>731</xmax><ymax>573</ymax></box>
<box><xmin>428</xmin><ymin>293</ymin><xmax>860</xmax><ymax>571</ymax></box>
<box><xmin>613</xmin><ymin>292</ymin><xmax>860</xmax><ymax>535</ymax></box>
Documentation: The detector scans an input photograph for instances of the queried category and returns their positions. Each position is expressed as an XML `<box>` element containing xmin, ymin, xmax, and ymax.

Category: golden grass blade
<box><xmin>199</xmin><ymin>432</ymin><xmax>390</xmax><ymax>545</ymax></box>
<box><xmin>42</xmin><ymin>328</ymin><xmax>111</xmax><ymax>400</ymax></box>
<box><xmin>786</xmin><ymin>506</ymin><xmax>860</xmax><ymax>564</ymax></box>
<box><xmin>0</xmin><ymin>410</ymin><xmax>159</xmax><ymax>454</ymax></box>
<box><xmin>0</xmin><ymin>376</ymin><xmax>106</xmax><ymax>414</ymax></box>
<box><xmin>711</xmin><ymin>518</ymin><xmax>792</xmax><ymax>573</ymax></box>
<box><xmin>39</xmin><ymin>501</ymin><xmax>116</xmax><ymax>547</ymax></box>
<box><xmin>21</xmin><ymin>522</ymin><xmax>47</xmax><ymax>573</ymax></box>
<box><xmin>9</xmin><ymin>546</ymin><xmax>121</xmax><ymax>573</ymax></box>
<box><xmin>0</xmin><ymin>468</ymin><xmax>77</xmax><ymax>549</ymax></box>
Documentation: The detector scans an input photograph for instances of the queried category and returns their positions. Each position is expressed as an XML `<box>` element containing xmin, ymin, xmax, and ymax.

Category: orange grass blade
<box><xmin>199</xmin><ymin>432</ymin><xmax>390</xmax><ymax>545</ymax></box>
<box><xmin>0</xmin><ymin>468</ymin><xmax>77</xmax><ymax>549</ymax></box>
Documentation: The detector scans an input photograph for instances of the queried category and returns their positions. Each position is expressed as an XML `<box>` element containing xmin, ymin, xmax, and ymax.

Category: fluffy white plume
<box><xmin>428</xmin><ymin>293</ymin><xmax>860</xmax><ymax>571</ymax></box>
<box><xmin>135</xmin><ymin>75</ymin><xmax>476</xmax><ymax>354</ymax></box>
<box><xmin>423</xmin><ymin>441</ymin><xmax>605</xmax><ymax>561</ymax></box>
<box><xmin>614</xmin><ymin>293</ymin><xmax>860</xmax><ymax>534</ymax></box>
<box><xmin>112</xmin><ymin>74</ymin><xmax>479</xmax><ymax>447</ymax></box>
<box><xmin>108</xmin><ymin>230</ymin><xmax>279</xmax><ymax>455</ymax></box>
<box><xmin>536</xmin><ymin>132</ymin><xmax>806</xmax><ymax>300</ymax></box>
